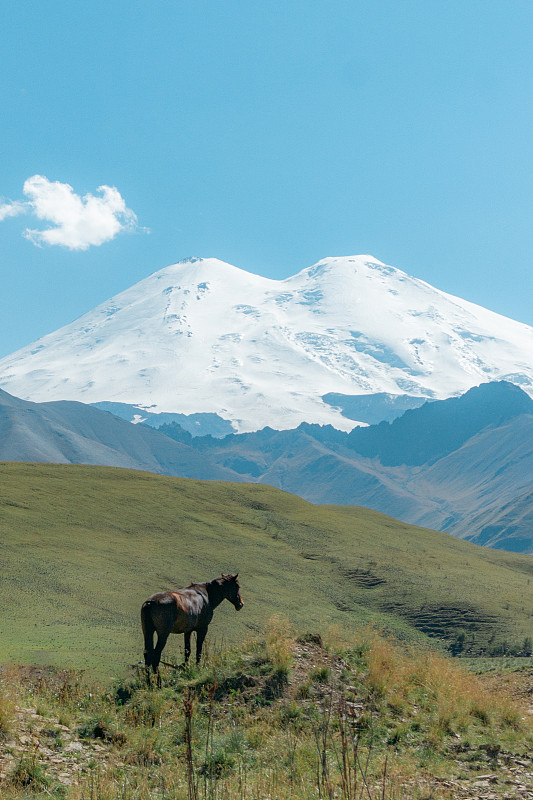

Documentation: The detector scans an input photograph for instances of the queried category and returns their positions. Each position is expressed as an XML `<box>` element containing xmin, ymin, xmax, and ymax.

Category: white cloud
<box><xmin>0</xmin><ymin>175</ymin><xmax>142</xmax><ymax>250</ymax></box>
<box><xmin>22</xmin><ymin>175</ymin><xmax>139</xmax><ymax>250</ymax></box>
<box><xmin>0</xmin><ymin>199</ymin><xmax>27</xmax><ymax>222</ymax></box>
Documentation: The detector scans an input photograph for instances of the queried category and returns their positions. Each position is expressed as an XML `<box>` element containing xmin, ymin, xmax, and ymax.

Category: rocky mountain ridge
<box><xmin>1</xmin><ymin>381</ymin><xmax>532</xmax><ymax>552</ymax></box>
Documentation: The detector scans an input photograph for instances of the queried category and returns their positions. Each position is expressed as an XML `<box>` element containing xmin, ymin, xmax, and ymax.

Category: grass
<box><xmin>0</xmin><ymin>623</ymin><xmax>531</xmax><ymax>800</ymax></box>
<box><xmin>0</xmin><ymin>683</ymin><xmax>14</xmax><ymax>740</ymax></box>
<box><xmin>1</xmin><ymin>462</ymin><xmax>532</xmax><ymax>675</ymax></box>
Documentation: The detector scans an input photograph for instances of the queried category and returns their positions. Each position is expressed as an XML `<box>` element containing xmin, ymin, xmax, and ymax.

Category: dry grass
<box><xmin>351</xmin><ymin>629</ymin><xmax>531</xmax><ymax>747</ymax></box>
<box><xmin>0</xmin><ymin>627</ymin><xmax>532</xmax><ymax>800</ymax></box>
<box><xmin>0</xmin><ymin>669</ymin><xmax>16</xmax><ymax>741</ymax></box>
<box><xmin>264</xmin><ymin>614</ymin><xmax>296</xmax><ymax>673</ymax></box>
<box><xmin>0</xmin><ymin>691</ymin><xmax>14</xmax><ymax>741</ymax></box>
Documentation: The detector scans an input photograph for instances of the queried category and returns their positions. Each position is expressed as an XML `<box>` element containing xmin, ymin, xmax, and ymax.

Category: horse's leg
<box><xmin>141</xmin><ymin>601</ymin><xmax>156</xmax><ymax>675</ymax></box>
<box><xmin>152</xmin><ymin>628</ymin><xmax>171</xmax><ymax>675</ymax></box>
<box><xmin>196</xmin><ymin>626</ymin><xmax>208</xmax><ymax>664</ymax></box>
<box><xmin>184</xmin><ymin>631</ymin><xmax>191</xmax><ymax>664</ymax></box>
<box><xmin>144</xmin><ymin>668</ymin><xmax>152</xmax><ymax>688</ymax></box>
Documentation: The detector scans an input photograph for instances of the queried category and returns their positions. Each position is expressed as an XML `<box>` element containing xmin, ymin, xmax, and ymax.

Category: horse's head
<box><xmin>221</xmin><ymin>573</ymin><xmax>244</xmax><ymax>611</ymax></box>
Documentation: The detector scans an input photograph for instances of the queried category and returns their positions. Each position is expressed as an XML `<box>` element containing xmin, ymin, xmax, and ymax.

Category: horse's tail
<box><xmin>141</xmin><ymin>600</ymin><xmax>156</xmax><ymax>670</ymax></box>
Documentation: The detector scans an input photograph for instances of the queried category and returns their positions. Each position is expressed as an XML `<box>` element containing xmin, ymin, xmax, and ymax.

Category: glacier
<box><xmin>0</xmin><ymin>255</ymin><xmax>532</xmax><ymax>433</ymax></box>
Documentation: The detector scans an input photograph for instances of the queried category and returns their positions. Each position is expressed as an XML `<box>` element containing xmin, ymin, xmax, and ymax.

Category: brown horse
<box><xmin>141</xmin><ymin>573</ymin><xmax>243</xmax><ymax>675</ymax></box>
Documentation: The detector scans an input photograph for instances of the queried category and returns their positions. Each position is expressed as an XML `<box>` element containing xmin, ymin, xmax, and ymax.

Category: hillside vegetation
<box><xmin>1</xmin><ymin>462</ymin><xmax>532</xmax><ymax>674</ymax></box>
<box><xmin>1</xmin><ymin>625</ymin><xmax>532</xmax><ymax>800</ymax></box>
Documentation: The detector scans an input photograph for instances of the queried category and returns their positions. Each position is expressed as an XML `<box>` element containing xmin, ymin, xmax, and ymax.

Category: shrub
<box><xmin>309</xmin><ymin>665</ymin><xmax>330</xmax><ymax>683</ymax></box>
<box><xmin>10</xmin><ymin>756</ymin><xmax>50</xmax><ymax>790</ymax></box>
<box><xmin>199</xmin><ymin>748</ymin><xmax>235</xmax><ymax>778</ymax></box>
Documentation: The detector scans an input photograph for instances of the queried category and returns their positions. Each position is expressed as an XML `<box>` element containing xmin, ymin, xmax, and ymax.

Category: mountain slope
<box><xmin>412</xmin><ymin>415</ymin><xmax>533</xmax><ymax>547</ymax></box>
<box><xmin>1</xmin><ymin>463</ymin><xmax>532</xmax><ymax>671</ymax></box>
<box><xmin>0</xmin><ymin>388</ymin><xmax>238</xmax><ymax>481</ymax></box>
<box><xmin>178</xmin><ymin>382</ymin><xmax>533</xmax><ymax>552</ymax></box>
<box><xmin>1</xmin><ymin>255</ymin><xmax>533</xmax><ymax>432</ymax></box>
<box><xmin>458</xmin><ymin>486</ymin><xmax>533</xmax><ymax>551</ymax></box>
<box><xmin>1</xmin><ymin>381</ymin><xmax>531</xmax><ymax>552</ymax></box>
<box><xmin>346</xmin><ymin>380</ymin><xmax>533</xmax><ymax>465</ymax></box>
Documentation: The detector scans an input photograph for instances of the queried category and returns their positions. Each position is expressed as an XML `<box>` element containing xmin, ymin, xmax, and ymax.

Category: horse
<box><xmin>141</xmin><ymin>573</ymin><xmax>243</xmax><ymax>677</ymax></box>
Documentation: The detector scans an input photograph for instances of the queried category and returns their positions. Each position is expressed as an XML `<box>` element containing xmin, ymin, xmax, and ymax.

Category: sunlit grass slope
<box><xmin>1</xmin><ymin>462</ymin><xmax>531</xmax><ymax>674</ymax></box>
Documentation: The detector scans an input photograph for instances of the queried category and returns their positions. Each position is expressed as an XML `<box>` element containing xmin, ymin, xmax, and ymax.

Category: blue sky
<box><xmin>1</xmin><ymin>0</ymin><xmax>533</xmax><ymax>358</ymax></box>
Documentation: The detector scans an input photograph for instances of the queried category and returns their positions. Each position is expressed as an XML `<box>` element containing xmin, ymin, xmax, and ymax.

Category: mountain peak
<box><xmin>149</xmin><ymin>256</ymin><xmax>278</xmax><ymax>291</ymax></box>
<box><xmin>1</xmin><ymin>256</ymin><xmax>532</xmax><ymax>433</ymax></box>
<box><xmin>292</xmin><ymin>255</ymin><xmax>412</xmax><ymax>289</ymax></box>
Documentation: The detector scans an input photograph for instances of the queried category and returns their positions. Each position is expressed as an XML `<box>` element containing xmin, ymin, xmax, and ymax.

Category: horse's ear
<box><xmin>233</xmin><ymin>573</ymin><xmax>239</xmax><ymax>579</ymax></box>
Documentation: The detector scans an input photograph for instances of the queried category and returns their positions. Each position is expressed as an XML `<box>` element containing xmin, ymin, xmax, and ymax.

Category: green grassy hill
<box><xmin>1</xmin><ymin>462</ymin><xmax>532</xmax><ymax>674</ymax></box>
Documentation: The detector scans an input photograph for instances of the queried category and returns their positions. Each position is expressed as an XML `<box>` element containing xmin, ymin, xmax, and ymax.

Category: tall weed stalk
<box><xmin>183</xmin><ymin>687</ymin><xmax>198</xmax><ymax>800</ymax></box>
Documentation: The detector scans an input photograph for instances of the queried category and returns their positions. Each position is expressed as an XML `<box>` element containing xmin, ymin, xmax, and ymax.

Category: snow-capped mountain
<box><xmin>1</xmin><ymin>255</ymin><xmax>532</xmax><ymax>433</ymax></box>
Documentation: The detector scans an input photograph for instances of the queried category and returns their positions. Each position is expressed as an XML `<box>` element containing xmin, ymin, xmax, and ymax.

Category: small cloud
<box><xmin>0</xmin><ymin>199</ymin><xmax>27</xmax><ymax>222</ymax></box>
<box><xmin>0</xmin><ymin>175</ymin><xmax>143</xmax><ymax>250</ymax></box>
<box><xmin>23</xmin><ymin>175</ymin><xmax>139</xmax><ymax>250</ymax></box>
